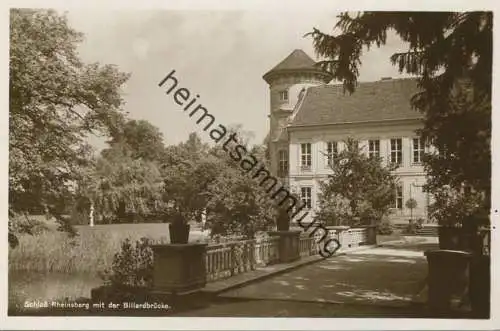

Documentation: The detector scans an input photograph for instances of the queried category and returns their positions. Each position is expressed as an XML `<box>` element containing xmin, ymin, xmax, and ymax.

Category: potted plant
<box><xmin>431</xmin><ymin>186</ymin><xmax>488</xmax><ymax>251</ymax></box>
<box><xmin>416</xmin><ymin>218</ymin><xmax>425</xmax><ymax>229</ymax></box>
<box><xmin>406</xmin><ymin>219</ymin><xmax>418</xmax><ymax>235</ymax></box>
<box><xmin>405</xmin><ymin>198</ymin><xmax>417</xmax><ymax>221</ymax></box>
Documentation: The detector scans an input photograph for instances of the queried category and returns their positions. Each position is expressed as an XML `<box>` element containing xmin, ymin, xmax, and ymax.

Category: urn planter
<box><xmin>424</xmin><ymin>249</ymin><xmax>472</xmax><ymax>314</ymax></box>
<box><xmin>169</xmin><ymin>222</ymin><xmax>190</xmax><ymax>244</ymax></box>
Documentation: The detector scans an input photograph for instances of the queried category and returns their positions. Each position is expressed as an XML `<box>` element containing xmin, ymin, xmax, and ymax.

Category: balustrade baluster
<box><xmin>250</xmin><ymin>241</ymin><xmax>256</xmax><ymax>270</ymax></box>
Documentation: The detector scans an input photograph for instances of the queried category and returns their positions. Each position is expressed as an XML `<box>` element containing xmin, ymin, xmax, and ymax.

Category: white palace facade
<box><xmin>263</xmin><ymin>49</ymin><xmax>431</xmax><ymax>224</ymax></box>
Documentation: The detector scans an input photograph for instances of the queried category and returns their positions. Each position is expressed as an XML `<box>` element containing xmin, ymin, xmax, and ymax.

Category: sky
<box><xmin>66</xmin><ymin>10</ymin><xmax>411</xmax><ymax>150</ymax></box>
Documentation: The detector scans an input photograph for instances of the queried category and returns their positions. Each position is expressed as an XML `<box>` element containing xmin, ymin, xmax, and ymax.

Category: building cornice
<box><xmin>287</xmin><ymin>117</ymin><xmax>424</xmax><ymax>132</ymax></box>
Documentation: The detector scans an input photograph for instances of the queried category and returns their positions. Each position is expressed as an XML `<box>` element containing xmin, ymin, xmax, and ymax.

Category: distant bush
<box><xmin>377</xmin><ymin>222</ymin><xmax>394</xmax><ymax>235</ymax></box>
<box><xmin>405</xmin><ymin>219</ymin><xmax>422</xmax><ymax>234</ymax></box>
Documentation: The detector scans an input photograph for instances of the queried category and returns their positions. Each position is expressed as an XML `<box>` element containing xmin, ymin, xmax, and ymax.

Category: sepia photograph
<box><xmin>5</xmin><ymin>3</ymin><xmax>496</xmax><ymax>329</ymax></box>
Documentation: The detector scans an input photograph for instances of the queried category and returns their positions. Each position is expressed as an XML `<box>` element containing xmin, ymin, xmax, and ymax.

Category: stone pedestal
<box><xmin>268</xmin><ymin>230</ymin><xmax>301</xmax><ymax>263</ymax></box>
<box><xmin>152</xmin><ymin>243</ymin><xmax>207</xmax><ymax>294</ymax></box>
<box><xmin>364</xmin><ymin>225</ymin><xmax>377</xmax><ymax>245</ymax></box>
<box><xmin>425</xmin><ymin>249</ymin><xmax>471</xmax><ymax>313</ymax></box>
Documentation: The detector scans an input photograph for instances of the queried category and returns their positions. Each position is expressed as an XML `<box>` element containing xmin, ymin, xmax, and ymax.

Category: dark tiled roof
<box><xmin>290</xmin><ymin>78</ymin><xmax>423</xmax><ymax>127</ymax></box>
<box><xmin>267</xmin><ymin>49</ymin><xmax>316</xmax><ymax>72</ymax></box>
<box><xmin>263</xmin><ymin>49</ymin><xmax>332</xmax><ymax>83</ymax></box>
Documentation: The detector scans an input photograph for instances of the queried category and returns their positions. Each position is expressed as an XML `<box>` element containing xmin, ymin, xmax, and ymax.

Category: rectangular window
<box><xmin>412</xmin><ymin>138</ymin><xmax>425</xmax><ymax>164</ymax></box>
<box><xmin>394</xmin><ymin>184</ymin><xmax>403</xmax><ymax>209</ymax></box>
<box><xmin>368</xmin><ymin>139</ymin><xmax>380</xmax><ymax>158</ymax></box>
<box><xmin>300</xmin><ymin>143</ymin><xmax>312</xmax><ymax>170</ymax></box>
<box><xmin>279</xmin><ymin>90</ymin><xmax>288</xmax><ymax>101</ymax></box>
<box><xmin>300</xmin><ymin>187</ymin><xmax>312</xmax><ymax>209</ymax></box>
<box><xmin>326</xmin><ymin>141</ymin><xmax>337</xmax><ymax>167</ymax></box>
<box><xmin>278</xmin><ymin>150</ymin><xmax>288</xmax><ymax>178</ymax></box>
<box><xmin>390</xmin><ymin>138</ymin><xmax>402</xmax><ymax>165</ymax></box>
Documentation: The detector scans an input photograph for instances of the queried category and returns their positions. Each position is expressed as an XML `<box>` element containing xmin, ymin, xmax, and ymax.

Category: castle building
<box><xmin>263</xmin><ymin>49</ymin><xmax>431</xmax><ymax>224</ymax></box>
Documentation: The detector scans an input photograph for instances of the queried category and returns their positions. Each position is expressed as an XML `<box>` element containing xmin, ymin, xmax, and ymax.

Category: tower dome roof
<box><xmin>263</xmin><ymin>49</ymin><xmax>332</xmax><ymax>84</ymax></box>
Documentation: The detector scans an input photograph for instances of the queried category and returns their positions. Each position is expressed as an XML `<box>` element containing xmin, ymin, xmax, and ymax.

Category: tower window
<box><xmin>279</xmin><ymin>90</ymin><xmax>289</xmax><ymax>101</ymax></box>
<box><xmin>278</xmin><ymin>150</ymin><xmax>289</xmax><ymax>178</ymax></box>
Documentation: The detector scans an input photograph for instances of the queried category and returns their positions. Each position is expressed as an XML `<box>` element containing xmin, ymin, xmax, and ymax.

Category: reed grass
<box><xmin>8</xmin><ymin>223</ymin><xmax>181</xmax><ymax>275</ymax></box>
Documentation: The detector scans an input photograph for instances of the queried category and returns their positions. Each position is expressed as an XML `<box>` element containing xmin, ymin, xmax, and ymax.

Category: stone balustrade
<box><xmin>205</xmin><ymin>237</ymin><xmax>280</xmax><ymax>282</ymax></box>
<box><xmin>299</xmin><ymin>235</ymin><xmax>320</xmax><ymax>257</ymax></box>
<box><xmin>204</xmin><ymin>226</ymin><xmax>374</xmax><ymax>283</ymax></box>
<box><xmin>91</xmin><ymin>226</ymin><xmax>376</xmax><ymax>305</ymax></box>
<box><xmin>145</xmin><ymin>226</ymin><xmax>375</xmax><ymax>298</ymax></box>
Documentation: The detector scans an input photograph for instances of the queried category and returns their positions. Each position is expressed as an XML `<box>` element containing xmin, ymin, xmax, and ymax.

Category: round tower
<box><xmin>263</xmin><ymin>49</ymin><xmax>332</xmax><ymax>178</ymax></box>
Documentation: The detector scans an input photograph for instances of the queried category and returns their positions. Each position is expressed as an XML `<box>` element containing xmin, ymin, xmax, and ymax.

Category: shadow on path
<box><xmin>219</xmin><ymin>250</ymin><xmax>428</xmax><ymax>307</ymax></box>
<box><xmin>175</xmin><ymin>243</ymin><xmax>444</xmax><ymax>317</ymax></box>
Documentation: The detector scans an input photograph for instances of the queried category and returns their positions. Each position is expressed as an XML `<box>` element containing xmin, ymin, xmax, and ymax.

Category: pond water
<box><xmin>9</xmin><ymin>270</ymin><xmax>102</xmax><ymax>312</ymax></box>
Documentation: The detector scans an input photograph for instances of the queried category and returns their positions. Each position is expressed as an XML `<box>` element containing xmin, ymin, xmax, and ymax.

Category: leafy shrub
<box><xmin>429</xmin><ymin>185</ymin><xmax>488</xmax><ymax>228</ymax></box>
<box><xmin>100</xmin><ymin>237</ymin><xmax>154</xmax><ymax>288</ymax></box>
<box><xmin>9</xmin><ymin>214</ymin><xmax>50</xmax><ymax>236</ymax></box>
<box><xmin>9</xmin><ymin>214</ymin><xmax>51</xmax><ymax>248</ymax></box>
<box><xmin>377</xmin><ymin>222</ymin><xmax>394</xmax><ymax>235</ymax></box>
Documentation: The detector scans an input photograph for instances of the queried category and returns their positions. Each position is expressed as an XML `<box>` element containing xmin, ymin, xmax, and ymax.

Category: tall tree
<box><xmin>161</xmin><ymin>133</ymin><xmax>219</xmax><ymax>223</ymax></box>
<box><xmin>308</xmin><ymin>12</ymin><xmax>492</xmax><ymax>225</ymax></box>
<box><xmin>9</xmin><ymin>9</ymin><xmax>130</xmax><ymax>245</ymax></box>
<box><xmin>104</xmin><ymin>119</ymin><xmax>166</xmax><ymax>162</ymax></box>
<box><xmin>206</xmin><ymin>164</ymin><xmax>276</xmax><ymax>239</ymax></box>
<box><xmin>315</xmin><ymin>139</ymin><xmax>398</xmax><ymax>226</ymax></box>
<box><xmin>77</xmin><ymin>149</ymin><xmax>164</xmax><ymax>225</ymax></box>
